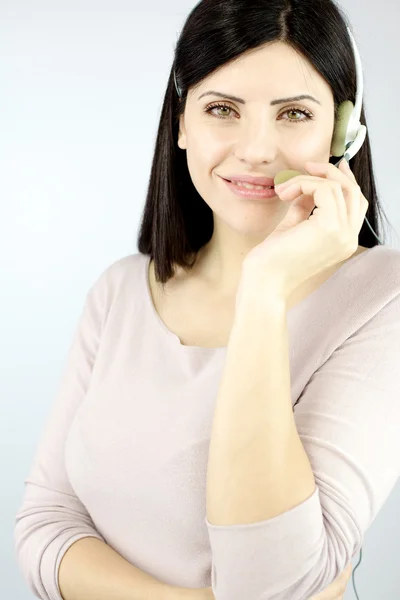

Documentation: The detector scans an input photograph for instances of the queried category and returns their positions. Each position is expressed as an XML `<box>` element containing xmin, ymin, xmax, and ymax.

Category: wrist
<box><xmin>237</xmin><ymin>263</ymin><xmax>286</xmax><ymax>303</ymax></box>
<box><xmin>235</xmin><ymin>275</ymin><xmax>287</xmax><ymax>317</ymax></box>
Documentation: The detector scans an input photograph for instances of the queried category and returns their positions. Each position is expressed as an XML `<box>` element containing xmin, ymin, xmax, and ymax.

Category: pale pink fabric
<box><xmin>15</xmin><ymin>246</ymin><xmax>400</xmax><ymax>600</ymax></box>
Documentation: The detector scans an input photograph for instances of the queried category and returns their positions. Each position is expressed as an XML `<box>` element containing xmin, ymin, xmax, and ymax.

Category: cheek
<box><xmin>184</xmin><ymin>149</ymin><xmax>214</xmax><ymax>198</ymax></box>
<box><xmin>186</xmin><ymin>133</ymin><xmax>228</xmax><ymax>172</ymax></box>
<box><xmin>286</xmin><ymin>126</ymin><xmax>333</xmax><ymax>158</ymax></box>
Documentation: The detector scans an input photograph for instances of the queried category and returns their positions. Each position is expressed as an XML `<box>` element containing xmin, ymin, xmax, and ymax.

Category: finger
<box><xmin>339</xmin><ymin>157</ymin><xmax>358</xmax><ymax>184</ymax></box>
<box><xmin>277</xmin><ymin>179</ymin><xmax>346</xmax><ymax>226</ymax></box>
<box><xmin>276</xmin><ymin>176</ymin><xmax>333</xmax><ymax>198</ymax></box>
<box><xmin>305</xmin><ymin>161</ymin><xmax>364</xmax><ymax>226</ymax></box>
<box><xmin>343</xmin><ymin>562</ymin><xmax>353</xmax><ymax>578</ymax></box>
<box><xmin>275</xmin><ymin>174</ymin><xmax>328</xmax><ymax>190</ymax></box>
<box><xmin>279</xmin><ymin>167</ymin><xmax>359</xmax><ymax>227</ymax></box>
<box><xmin>335</xmin><ymin>162</ymin><xmax>368</xmax><ymax>229</ymax></box>
<box><xmin>335</xmin><ymin>563</ymin><xmax>353</xmax><ymax>596</ymax></box>
<box><xmin>305</xmin><ymin>161</ymin><xmax>357</xmax><ymax>193</ymax></box>
<box><xmin>306</xmin><ymin>161</ymin><xmax>360</xmax><ymax>223</ymax></box>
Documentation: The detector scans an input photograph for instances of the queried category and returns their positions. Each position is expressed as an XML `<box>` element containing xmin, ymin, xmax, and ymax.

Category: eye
<box><xmin>281</xmin><ymin>107</ymin><xmax>314</xmax><ymax>123</ymax></box>
<box><xmin>204</xmin><ymin>102</ymin><xmax>314</xmax><ymax>123</ymax></box>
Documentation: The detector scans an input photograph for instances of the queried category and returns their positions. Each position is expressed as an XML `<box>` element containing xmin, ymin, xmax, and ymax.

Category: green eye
<box><xmin>204</xmin><ymin>102</ymin><xmax>314</xmax><ymax>123</ymax></box>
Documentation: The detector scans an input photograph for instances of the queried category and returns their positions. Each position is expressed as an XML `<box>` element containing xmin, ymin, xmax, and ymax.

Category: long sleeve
<box><xmin>205</xmin><ymin>290</ymin><xmax>400</xmax><ymax>600</ymax></box>
<box><xmin>14</xmin><ymin>269</ymin><xmax>111</xmax><ymax>600</ymax></box>
<box><xmin>14</xmin><ymin>249</ymin><xmax>400</xmax><ymax>600</ymax></box>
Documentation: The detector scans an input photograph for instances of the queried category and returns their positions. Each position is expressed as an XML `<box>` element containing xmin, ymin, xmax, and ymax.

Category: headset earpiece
<box><xmin>330</xmin><ymin>100</ymin><xmax>354</xmax><ymax>157</ymax></box>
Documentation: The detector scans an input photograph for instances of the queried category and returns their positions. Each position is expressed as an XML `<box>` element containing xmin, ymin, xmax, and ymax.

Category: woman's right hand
<box><xmin>309</xmin><ymin>562</ymin><xmax>353</xmax><ymax>599</ymax></box>
<box><xmin>181</xmin><ymin>562</ymin><xmax>352</xmax><ymax>600</ymax></box>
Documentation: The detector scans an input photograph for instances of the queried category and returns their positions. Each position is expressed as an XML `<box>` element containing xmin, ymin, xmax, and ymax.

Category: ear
<box><xmin>177</xmin><ymin>114</ymin><xmax>187</xmax><ymax>150</ymax></box>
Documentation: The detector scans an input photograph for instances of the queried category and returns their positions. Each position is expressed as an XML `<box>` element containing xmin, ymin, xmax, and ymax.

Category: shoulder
<box><xmin>362</xmin><ymin>245</ymin><xmax>400</xmax><ymax>288</ymax></box>
<box><xmin>93</xmin><ymin>252</ymin><xmax>146</xmax><ymax>285</ymax></box>
<box><xmin>337</xmin><ymin>245</ymin><xmax>400</xmax><ymax>339</ymax></box>
<box><xmin>85</xmin><ymin>252</ymin><xmax>148</xmax><ymax>307</ymax></box>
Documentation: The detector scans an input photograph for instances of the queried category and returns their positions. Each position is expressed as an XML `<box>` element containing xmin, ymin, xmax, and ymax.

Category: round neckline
<box><xmin>142</xmin><ymin>246</ymin><xmax>384</xmax><ymax>351</ymax></box>
<box><xmin>142</xmin><ymin>254</ymin><xmax>224</xmax><ymax>351</ymax></box>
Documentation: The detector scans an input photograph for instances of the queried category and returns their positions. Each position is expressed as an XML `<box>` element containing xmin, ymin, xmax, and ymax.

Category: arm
<box><xmin>58</xmin><ymin>537</ymin><xmax>193</xmax><ymax>600</ymax></box>
<box><xmin>206</xmin><ymin>290</ymin><xmax>316</xmax><ymax>527</ymax></box>
<box><xmin>15</xmin><ymin>276</ymin><xmax>110</xmax><ymax>600</ymax></box>
<box><xmin>309</xmin><ymin>562</ymin><xmax>353</xmax><ymax>599</ymax></box>
<box><xmin>14</xmin><ymin>265</ymin><xmax>208</xmax><ymax>600</ymax></box>
<box><xmin>206</xmin><ymin>277</ymin><xmax>360</xmax><ymax>600</ymax></box>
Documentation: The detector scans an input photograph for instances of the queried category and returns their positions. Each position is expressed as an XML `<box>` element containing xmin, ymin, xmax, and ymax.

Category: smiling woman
<box><xmin>13</xmin><ymin>2</ymin><xmax>400</xmax><ymax>600</ymax></box>
<box><xmin>137</xmin><ymin>2</ymin><xmax>395</xmax><ymax>291</ymax></box>
<box><xmin>134</xmin><ymin>1</ymin><xmax>397</xmax><ymax>598</ymax></box>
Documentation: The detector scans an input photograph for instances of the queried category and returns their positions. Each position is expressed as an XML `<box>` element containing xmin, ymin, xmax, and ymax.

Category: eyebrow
<box><xmin>197</xmin><ymin>91</ymin><xmax>321</xmax><ymax>106</ymax></box>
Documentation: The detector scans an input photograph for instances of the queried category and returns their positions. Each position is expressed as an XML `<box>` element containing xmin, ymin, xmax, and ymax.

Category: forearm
<box><xmin>58</xmin><ymin>537</ymin><xmax>190</xmax><ymax>600</ymax></box>
<box><xmin>206</xmin><ymin>290</ymin><xmax>316</xmax><ymax>526</ymax></box>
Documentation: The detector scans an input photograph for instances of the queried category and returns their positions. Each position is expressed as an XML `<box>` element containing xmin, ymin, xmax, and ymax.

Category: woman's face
<box><xmin>177</xmin><ymin>41</ymin><xmax>336</xmax><ymax>236</ymax></box>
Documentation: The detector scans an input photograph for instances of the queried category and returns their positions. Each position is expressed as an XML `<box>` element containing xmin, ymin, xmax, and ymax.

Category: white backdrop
<box><xmin>1</xmin><ymin>1</ymin><xmax>399</xmax><ymax>598</ymax></box>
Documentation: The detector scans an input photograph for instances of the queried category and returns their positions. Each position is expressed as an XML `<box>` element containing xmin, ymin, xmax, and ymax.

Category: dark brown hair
<box><xmin>137</xmin><ymin>0</ymin><xmax>396</xmax><ymax>288</ymax></box>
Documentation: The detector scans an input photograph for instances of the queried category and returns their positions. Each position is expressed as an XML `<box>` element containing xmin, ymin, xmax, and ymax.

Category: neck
<box><xmin>191</xmin><ymin>240</ymin><xmax>256</xmax><ymax>299</ymax></box>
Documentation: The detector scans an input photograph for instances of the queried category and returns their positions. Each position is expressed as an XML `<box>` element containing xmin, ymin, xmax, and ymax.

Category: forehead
<box><xmin>190</xmin><ymin>41</ymin><xmax>333</xmax><ymax>104</ymax></box>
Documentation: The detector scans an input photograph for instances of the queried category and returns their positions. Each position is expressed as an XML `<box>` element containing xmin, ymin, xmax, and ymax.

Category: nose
<box><xmin>233</xmin><ymin>117</ymin><xmax>279</xmax><ymax>165</ymax></box>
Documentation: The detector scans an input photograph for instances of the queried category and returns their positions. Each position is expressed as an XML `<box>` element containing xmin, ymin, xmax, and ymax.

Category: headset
<box><xmin>273</xmin><ymin>26</ymin><xmax>383</xmax><ymax>246</ymax></box>
<box><xmin>174</xmin><ymin>26</ymin><xmax>384</xmax><ymax>246</ymax></box>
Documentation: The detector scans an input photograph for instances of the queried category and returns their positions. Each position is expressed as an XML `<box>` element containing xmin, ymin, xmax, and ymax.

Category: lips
<box><xmin>229</xmin><ymin>180</ymin><xmax>274</xmax><ymax>189</ymax></box>
<box><xmin>223</xmin><ymin>174</ymin><xmax>275</xmax><ymax>186</ymax></box>
<box><xmin>222</xmin><ymin>177</ymin><xmax>277</xmax><ymax>198</ymax></box>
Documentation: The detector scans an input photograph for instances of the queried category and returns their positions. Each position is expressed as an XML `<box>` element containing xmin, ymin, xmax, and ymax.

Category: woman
<box><xmin>15</xmin><ymin>1</ymin><xmax>400</xmax><ymax>600</ymax></box>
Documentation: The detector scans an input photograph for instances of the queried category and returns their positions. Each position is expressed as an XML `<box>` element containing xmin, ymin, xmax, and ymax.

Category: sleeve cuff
<box><xmin>205</xmin><ymin>485</ymin><xmax>324</xmax><ymax>599</ymax></box>
<box><xmin>40</xmin><ymin>531</ymin><xmax>105</xmax><ymax>600</ymax></box>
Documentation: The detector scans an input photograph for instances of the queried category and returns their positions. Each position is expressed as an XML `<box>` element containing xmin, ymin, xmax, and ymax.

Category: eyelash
<box><xmin>204</xmin><ymin>102</ymin><xmax>314</xmax><ymax>123</ymax></box>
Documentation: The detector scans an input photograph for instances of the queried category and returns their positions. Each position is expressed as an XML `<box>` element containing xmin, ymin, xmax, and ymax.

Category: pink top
<box><xmin>15</xmin><ymin>246</ymin><xmax>400</xmax><ymax>600</ymax></box>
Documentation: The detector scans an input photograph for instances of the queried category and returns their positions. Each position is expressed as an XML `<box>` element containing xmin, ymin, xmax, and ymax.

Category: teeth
<box><xmin>231</xmin><ymin>181</ymin><xmax>272</xmax><ymax>190</ymax></box>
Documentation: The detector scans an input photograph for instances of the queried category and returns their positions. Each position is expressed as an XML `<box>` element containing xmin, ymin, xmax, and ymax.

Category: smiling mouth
<box><xmin>223</xmin><ymin>178</ymin><xmax>275</xmax><ymax>189</ymax></box>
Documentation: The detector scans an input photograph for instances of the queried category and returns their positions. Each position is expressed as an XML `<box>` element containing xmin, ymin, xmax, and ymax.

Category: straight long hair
<box><xmin>137</xmin><ymin>0</ymin><xmax>396</xmax><ymax>287</ymax></box>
